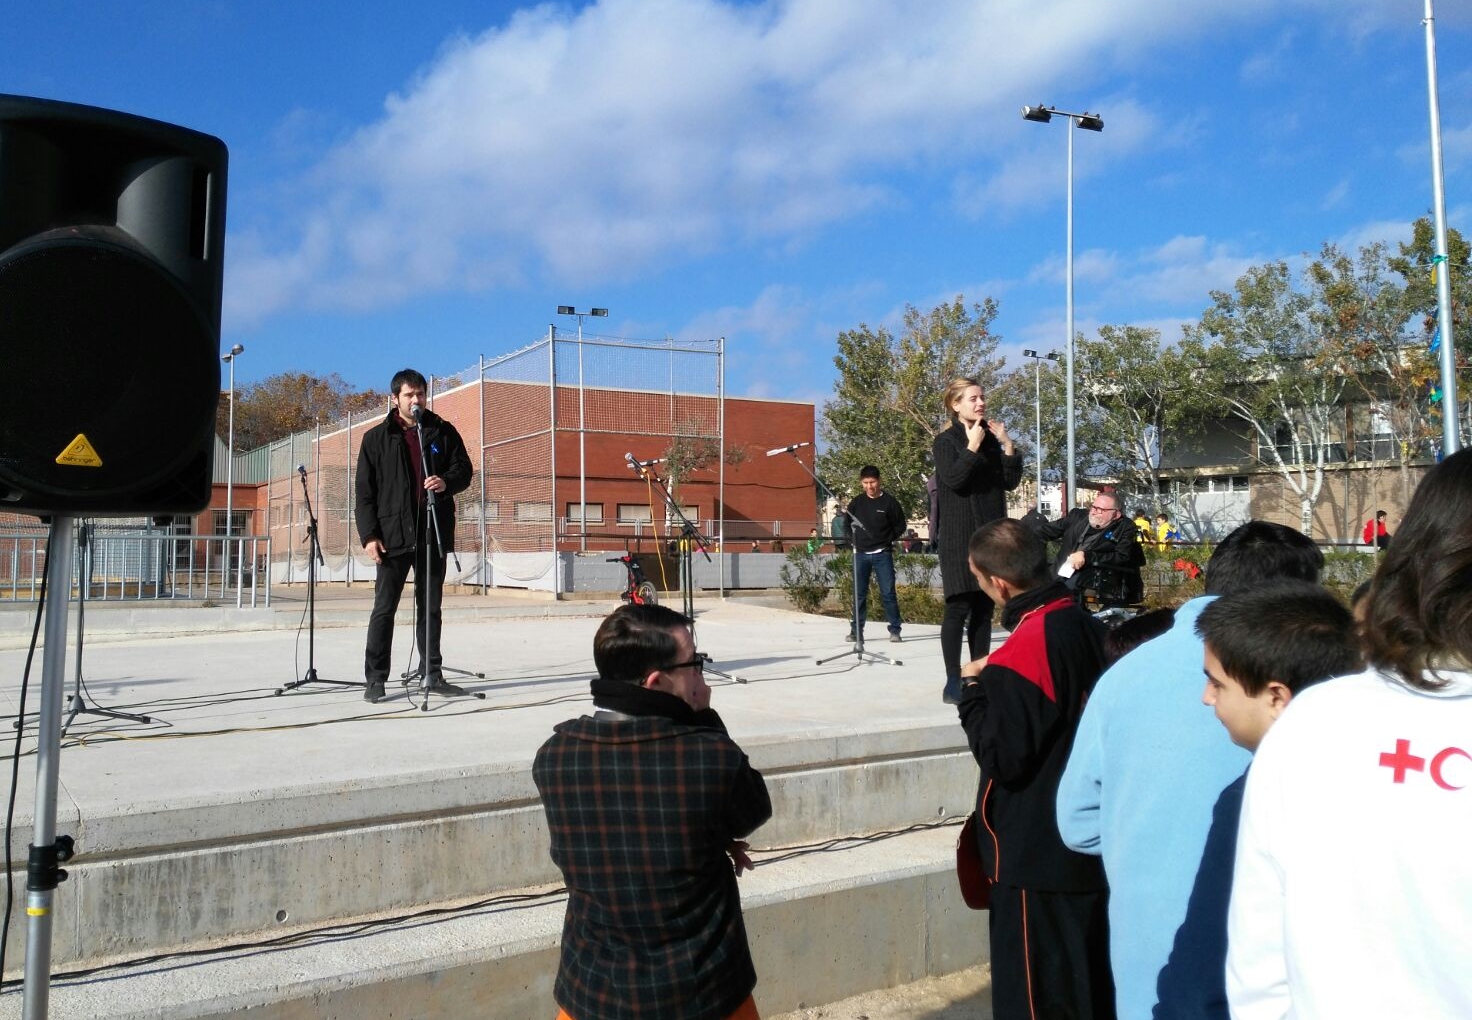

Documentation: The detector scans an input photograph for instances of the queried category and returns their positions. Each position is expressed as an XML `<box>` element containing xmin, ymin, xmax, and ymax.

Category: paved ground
<box><xmin>772</xmin><ymin>967</ymin><xmax>993</xmax><ymax>1020</ymax></box>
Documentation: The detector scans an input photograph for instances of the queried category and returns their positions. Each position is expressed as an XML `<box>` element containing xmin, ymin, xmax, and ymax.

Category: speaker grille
<box><xmin>0</xmin><ymin>233</ymin><xmax>217</xmax><ymax>512</ymax></box>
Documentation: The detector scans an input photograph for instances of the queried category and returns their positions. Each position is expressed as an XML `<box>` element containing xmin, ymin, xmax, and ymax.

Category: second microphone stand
<box><xmin>627</xmin><ymin>457</ymin><xmax>746</xmax><ymax>684</ymax></box>
<box><xmin>278</xmin><ymin>466</ymin><xmax>360</xmax><ymax>695</ymax></box>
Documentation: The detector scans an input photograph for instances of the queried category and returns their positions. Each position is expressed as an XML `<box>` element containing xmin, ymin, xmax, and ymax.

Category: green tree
<box><xmin>1388</xmin><ymin>216</ymin><xmax>1472</xmax><ymax>451</ymax></box>
<box><xmin>1308</xmin><ymin>241</ymin><xmax>1437</xmax><ymax>507</ymax></box>
<box><xmin>818</xmin><ymin>296</ymin><xmax>1004</xmax><ymax>513</ymax></box>
<box><xmin>218</xmin><ymin>372</ymin><xmax>386</xmax><ymax>451</ymax></box>
<box><xmin>1183</xmin><ymin>261</ymin><xmax>1356</xmax><ymax>535</ymax></box>
<box><xmin>1074</xmin><ymin>325</ymin><xmax>1213</xmax><ymax>506</ymax></box>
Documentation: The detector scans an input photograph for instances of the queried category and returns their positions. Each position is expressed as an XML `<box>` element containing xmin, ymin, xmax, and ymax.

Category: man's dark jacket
<box><xmin>845</xmin><ymin>489</ymin><xmax>907</xmax><ymax>551</ymax></box>
<box><xmin>534</xmin><ymin>703</ymin><xmax>771</xmax><ymax>1020</ymax></box>
<box><xmin>354</xmin><ymin>407</ymin><xmax>472</xmax><ymax>556</ymax></box>
<box><xmin>1035</xmin><ymin>507</ymin><xmax>1144</xmax><ymax>604</ymax></box>
<box><xmin>958</xmin><ymin>580</ymin><xmax>1109</xmax><ymax>891</ymax></box>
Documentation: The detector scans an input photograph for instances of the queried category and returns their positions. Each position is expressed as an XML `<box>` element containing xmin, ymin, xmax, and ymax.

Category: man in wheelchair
<box><xmin>1034</xmin><ymin>491</ymin><xmax>1145</xmax><ymax>611</ymax></box>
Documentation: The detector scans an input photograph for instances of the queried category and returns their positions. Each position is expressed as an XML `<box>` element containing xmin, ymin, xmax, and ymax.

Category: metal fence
<box><xmin>0</xmin><ymin>521</ymin><xmax>269</xmax><ymax>606</ymax></box>
<box><xmin>262</xmin><ymin>331</ymin><xmax>727</xmax><ymax>597</ymax></box>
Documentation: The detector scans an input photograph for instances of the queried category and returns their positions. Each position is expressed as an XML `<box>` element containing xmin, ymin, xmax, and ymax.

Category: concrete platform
<box><xmin>0</xmin><ymin>595</ymin><xmax>994</xmax><ymax>1018</ymax></box>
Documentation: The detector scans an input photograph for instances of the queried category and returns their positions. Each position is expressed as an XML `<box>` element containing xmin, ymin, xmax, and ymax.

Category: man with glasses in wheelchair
<box><xmin>1035</xmin><ymin>491</ymin><xmax>1145</xmax><ymax>611</ymax></box>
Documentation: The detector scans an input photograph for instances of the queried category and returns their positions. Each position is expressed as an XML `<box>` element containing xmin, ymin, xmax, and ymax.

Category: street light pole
<box><xmin>557</xmin><ymin>305</ymin><xmax>609</xmax><ymax>550</ymax></box>
<box><xmin>1021</xmin><ymin>349</ymin><xmax>1060</xmax><ymax>513</ymax></box>
<box><xmin>1422</xmin><ymin>0</ymin><xmax>1461</xmax><ymax>454</ymax></box>
<box><xmin>1023</xmin><ymin>104</ymin><xmax>1103</xmax><ymax>509</ymax></box>
<box><xmin>221</xmin><ymin>344</ymin><xmax>244</xmax><ymax>580</ymax></box>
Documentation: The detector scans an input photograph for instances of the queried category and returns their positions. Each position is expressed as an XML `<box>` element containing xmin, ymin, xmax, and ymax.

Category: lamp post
<box><xmin>1021</xmin><ymin>349</ymin><xmax>1060</xmax><ymax>513</ymax></box>
<box><xmin>1422</xmin><ymin>0</ymin><xmax>1461</xmax><ymax>454</ymax></box>
<box><xmin>1023</xmin><ymin>103</ymin><xmax>1103</xmax><ymax>509</ymax></box>
<box><xmin>221</xmin><ymin>343</ymin><xmax>244</xmax><ymax>578</ymax></box>
<box><xmin>557</xmin><ymin>305</ymin><xmax>608</xmax><ymax>550</ymax></box>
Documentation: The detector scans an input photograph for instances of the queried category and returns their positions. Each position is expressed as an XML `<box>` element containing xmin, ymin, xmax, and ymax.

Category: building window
<box><xmin>566</xmin><ymin>503</ymin><xmax>604</xmax><ymax>525</ymax></box>
<box><xmin>617</xmin><ymin>503</ymin><xmax>653</xmax><ymax>525</ymax></box>
<box><xmin>514</xmin><ymin>501</ymin><xmax>552</xmax><ymax>522</ymax></box>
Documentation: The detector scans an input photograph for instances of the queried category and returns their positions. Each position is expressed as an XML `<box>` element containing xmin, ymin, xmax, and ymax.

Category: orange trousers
<box><xmin>557</xmin><ymin>995</ymin><xmax>760</xmax><ymax>1020</ymax></box>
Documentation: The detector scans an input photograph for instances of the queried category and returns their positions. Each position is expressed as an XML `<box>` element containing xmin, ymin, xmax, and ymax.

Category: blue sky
<box><xmin>9</xmin><ymin>1</ymin><xmax>1471</xmax><ymax>411</ymax></box>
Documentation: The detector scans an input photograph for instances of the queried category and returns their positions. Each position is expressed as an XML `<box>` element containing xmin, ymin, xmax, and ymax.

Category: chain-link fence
<box><xmin>260</xmin><ymin>330</ymin><xmax>726</xmax><ymax>595</ymax></box>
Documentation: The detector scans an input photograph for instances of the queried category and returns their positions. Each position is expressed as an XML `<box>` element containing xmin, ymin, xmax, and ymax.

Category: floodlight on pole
<box><xmin>222</xmin><ymin>343</ymin><xmax>245</xmax><ymax>578</ymax></box>
<box><xmin>558</xmin><ymin>306</ymin><xmax>610</xmax><ymax>550</ymax></box>
<box><xmin>1022</xmin><ymin>103</ymin><xmax>1103</xmax><ymax>509</ymax></box>
<box><xmin>1021</xmin><ymin>349</ymin><xmax>1060</xmax><ymax>513</ymax></box>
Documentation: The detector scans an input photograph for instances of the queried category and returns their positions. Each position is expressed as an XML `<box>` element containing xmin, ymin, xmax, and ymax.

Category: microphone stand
<box><xmin>12</xmin><ymin>520</ymin><xmax>154</xmax><ymax>733</ymax></box>
<box><xmin>628</xmin><ymin>457</ymin><xmax>746</xmax><ymax>684</ymax></box>
<box><xmin>773</xmin><ymin>450</ymin><xmax>900</xmax><ymax>667</ymax></box>
<box><xmin>64</xmin><ymin>521</ymin><xmax>152</xmax><ymax>729</ymax></box>
<box><xmin>276</xmin><ymin>468</ymin><xmax>360</xmax><ymax>694</ymax></box>
<box><xmin>401</xmin><ymin>409</ymin><xmax>484</xmax><ymax>710</ymax></box>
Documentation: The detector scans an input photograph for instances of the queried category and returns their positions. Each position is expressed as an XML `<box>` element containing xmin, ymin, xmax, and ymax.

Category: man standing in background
<box><xmin>844</xmin><ymin>465</ymin><xmax>908</xmax><ymax>643</ymax></box>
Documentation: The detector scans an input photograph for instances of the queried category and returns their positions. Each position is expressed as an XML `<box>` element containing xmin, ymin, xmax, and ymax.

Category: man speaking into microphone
<box><xmin>355</xmin><ymin>368</ymin><xmax>473</xmax><ymax>703</ymax></box>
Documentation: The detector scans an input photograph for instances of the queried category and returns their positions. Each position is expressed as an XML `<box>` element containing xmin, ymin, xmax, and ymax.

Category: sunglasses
<box><xmin>659</xmin><ymin>652</ymin><xmax>712</xmax><ymax>673</ymax></box>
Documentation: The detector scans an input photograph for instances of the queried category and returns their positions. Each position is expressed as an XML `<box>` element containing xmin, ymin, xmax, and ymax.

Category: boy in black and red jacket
<box><xmin>957</xmin><ymin>518</ymin><xmax>1116</xmax><ymax>1020</ymax></box>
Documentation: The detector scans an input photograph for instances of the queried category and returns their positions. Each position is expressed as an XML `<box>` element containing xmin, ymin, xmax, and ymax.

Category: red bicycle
<box><xmin>607</xmin><ymin>553</ymin><xmax>659</xmax><ymax>605</ymax></box>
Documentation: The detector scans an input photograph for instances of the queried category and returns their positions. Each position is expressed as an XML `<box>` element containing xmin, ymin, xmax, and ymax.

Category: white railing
<box><xmin>0</xmin><ymin>530</ymin><xmax>271</xmax><ymax>608</ymax></box>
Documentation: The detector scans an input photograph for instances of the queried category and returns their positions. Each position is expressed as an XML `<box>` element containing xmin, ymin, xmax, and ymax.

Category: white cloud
<box><xmin>223</xmin><ymin>0</ymin><xmax>1429</xmax><ymax>328</ymax></box>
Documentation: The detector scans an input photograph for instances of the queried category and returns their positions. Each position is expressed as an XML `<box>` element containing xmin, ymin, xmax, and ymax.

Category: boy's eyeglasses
<box><xmin>660</xmin><ymin>652</ymin><xmax>711</xmax><ymax>673</ymax></box>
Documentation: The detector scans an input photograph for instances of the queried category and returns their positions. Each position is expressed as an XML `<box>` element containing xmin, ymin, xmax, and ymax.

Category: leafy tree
<box><xmin>1388</xmin><ymin>216</ymin><xmax>1472</xmax><ymax>450</ymax></box>
<box><xmin>217</xmin><ymin>372</ymin><xmax>386</xmax><ymax>451</ymax></box>
<box><xmin>1074</xmin><ymin>325</ymin><xmax>1213</xmax><ymax>508</ymax></box>
<box><xmin>1183</xmin><ymin>261</ymin><xmax>1356</xmax><ymax>535</ymax></box>
<box><xmin>1307</xmin><ymin>241</ymin><xmax>1436</xmax><ymax>507</ymax></box>
<box><xmin>818</xmin><ymin>296</ymin><xmax>1004</xmax><ymax>513</ymax></box>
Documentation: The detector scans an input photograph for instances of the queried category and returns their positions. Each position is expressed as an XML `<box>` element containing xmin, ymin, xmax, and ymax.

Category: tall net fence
<box><xmin>259</xmin><ymin>331</ymin><xmax>724</xmax><ymax>591</ymax></box>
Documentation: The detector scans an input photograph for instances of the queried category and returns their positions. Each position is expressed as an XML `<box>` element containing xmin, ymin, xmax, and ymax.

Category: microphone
<box><xmin>625</xmin><ymin>453</ymin><xmax>664</xmax><ymax>470</ymax></box>
<box><xmin>297</xmin><ymin>464</ymin><xmax>307</xmax><ymax>476</ymax></box>
<box><xmin>765</xmin><ymin>441</ymin><xmax>812</xmax><ymax>457</ymax></box>
<box><xmin>410</xmin><ymin>404</ymin><xmax>422</xmax><ymax>422</ymax></box>
<box><xmin>625</xmin><ymin>452</ymin><xmax>644</xmax><ymax>473</ymax></box>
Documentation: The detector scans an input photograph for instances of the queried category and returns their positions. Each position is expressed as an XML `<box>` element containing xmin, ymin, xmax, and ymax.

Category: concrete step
<box><xmin>7</xmin><ymin>824</ymin><xmax>984</xmax><ymax>1020</ymax></box>
<box><xmin>10</xmin><ymin>726</ymin><xmax>976</xmax><ymax>972</ymax></box>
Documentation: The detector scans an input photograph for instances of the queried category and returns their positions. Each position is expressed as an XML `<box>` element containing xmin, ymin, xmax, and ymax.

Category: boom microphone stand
<box><xmin>765</xmin><ymin>446</ymin><xmax>901</xmax><ymax>668</ymax></box>
<box><xmin>816</xmin><ymin>505</ymin><xmax>900</xmax><ymax>667</ymax></box>
<box><xmin>625</xmin><ymin>453</ymin><xmax>747</xmax><ymax>684</ymax></box>
<box><xmin>400</xmin><ymin>405</ymin><xmax>484</xmax><ymax>709</ymax></box>
<box><xmin>276</xmin><ymin>465</ymin><xmax>360</xmax><ymax>695</ymax></box>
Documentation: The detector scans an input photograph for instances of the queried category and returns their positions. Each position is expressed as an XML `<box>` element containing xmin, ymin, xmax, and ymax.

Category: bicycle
<box><xmin>607</xmin><ymin>553</ymin><xmax>659</xmax><ymax>605</ymax></box>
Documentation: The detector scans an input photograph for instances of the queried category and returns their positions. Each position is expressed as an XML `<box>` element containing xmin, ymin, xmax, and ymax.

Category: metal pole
<box><xmin>22</xmin><ymin>515</ymin><xmax>77</xmax><ymax>1020</ymax></box>
<box><xmin>548</xmin><ymin>325</ymin><xmax>560</xmax><ymax>597</ymax></box>
<box><xmin>223</xmin><ymin>344</ymin><xmax>243</xmax><ymax>583</ymax></box>
<box><xmin>478</xmin><ymin>353</ymin><xmax>488</xmax><ymax>591</ymax></box>
<box><xmin>1034</xmin><ymin>356</ymin><xmax>1043</xmax><ymax>512</ymax></box>
<box><xmin>718</xmin><ymin>336</ymin><xmax>727</xmax><ymax>598</ymax></box>
<box><xmin>577</xmin><ymin>316</ymin><xmax>587</xmax><ymax>550</ymax></box>
<box><xmin>1065</xmin><ymin>120</ymin><xmax>1077</xmax><ymax>508</ymax></box>
<box><xmin>1425</xmin><ymin>0</ymin><xmax>1461</xmax><ymax>454</ymax></box>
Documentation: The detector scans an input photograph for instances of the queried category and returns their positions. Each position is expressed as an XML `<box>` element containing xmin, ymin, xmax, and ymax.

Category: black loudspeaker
<box><xmin>0</xmin><ymin>94</ymin><xmax>228</xmax><ymax>516</ymax></box>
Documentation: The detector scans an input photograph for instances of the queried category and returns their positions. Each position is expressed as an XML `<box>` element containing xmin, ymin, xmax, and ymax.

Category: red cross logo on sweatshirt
<box><xmin>1379</xmin><ymin>738</ymin><xmax>1470</xmax><ymax>789</ymax></box>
